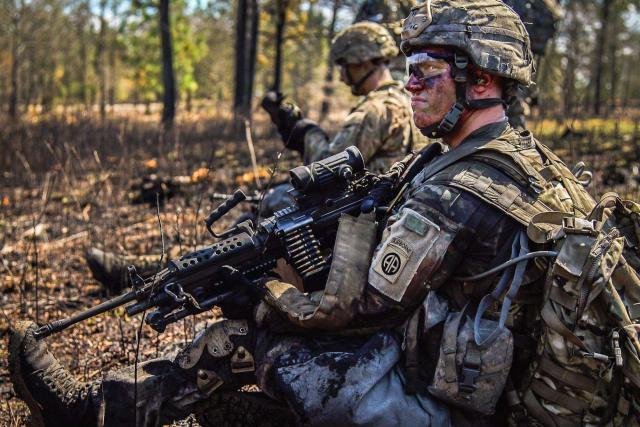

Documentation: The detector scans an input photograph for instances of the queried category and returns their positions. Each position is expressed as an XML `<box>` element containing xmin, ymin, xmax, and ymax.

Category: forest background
<box><xmin>2</xmin><ymin>0</ymin><xmax>640</xmax><ymax>425</ymax></box>
<box><xmin>1</xmin><ymin>0</ymin><xmax>640</xmax><ymax>125</ymax></box>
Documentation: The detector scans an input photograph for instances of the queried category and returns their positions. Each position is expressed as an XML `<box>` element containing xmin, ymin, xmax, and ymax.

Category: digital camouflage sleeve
<box><xmin>303</xmin><ymin>80</ymin><xmax>422</xmax><ymax>173</ymax></box>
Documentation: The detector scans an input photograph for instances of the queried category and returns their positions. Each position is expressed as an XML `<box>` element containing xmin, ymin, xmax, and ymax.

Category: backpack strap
<box><xmin>429</xmin><ymin>159</ymin><xmax>551</xmax><ymax>227</ymax></box>
<box><xmin>414</xmin><ymin>129</ymin><xmax>553</xmax><ymax>226</ymax></box>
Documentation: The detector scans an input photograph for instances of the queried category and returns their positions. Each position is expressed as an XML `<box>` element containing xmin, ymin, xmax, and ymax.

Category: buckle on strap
<box><xmin>562</xmin><ymin>217</ymin><xmax>597</xmax><ymax>235</ymax></box>
<box><xmin>439</xmin><ymin>102</ymin><xmax>465</xmax><ymax>133</ymax></box>
<box><xmin>454</xmin><ymin>53</ymin><xmax>469</xmax><ymax>77</ymax></box>
<box><xmin>459</xmin><ymin>365</ymin><xmax>480</xmax><ymax>394</ymax></box>
<box><xmin>459</xmin><ymin>349</ymin><xmax>481</xmax><ymax>394</ymax></box>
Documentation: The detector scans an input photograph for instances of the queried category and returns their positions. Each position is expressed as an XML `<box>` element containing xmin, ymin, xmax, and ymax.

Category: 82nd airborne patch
<box><xmin>369</xmin><ymin>208</ymin><xmax>446</xmax><ymax>302</ymax></box>
<box><xmin>373</xmin><ymin>237</ymin><xmax>412</xmax><ymax>284</ymax></box>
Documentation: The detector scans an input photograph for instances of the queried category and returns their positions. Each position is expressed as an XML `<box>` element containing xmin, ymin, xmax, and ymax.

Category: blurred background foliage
<box><xmin>2</xmin><ymin>0</ymin><xmax>638</xmax><ymax>123</ymax></box>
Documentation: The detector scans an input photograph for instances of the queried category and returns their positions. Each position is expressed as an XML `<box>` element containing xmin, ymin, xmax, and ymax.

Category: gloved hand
<box><xmin>260</xmin><ymin>91</ymin><xmax>309</xmax><ymax>153</ymax></box>
<box><xmin>217</xmin><ymin>266</ymin><xmax>260</xmax><ymax>320</ymax></box>
<box><xmin>360</xmin><ymin>177</ymin><xmax>395</xmax><ymax>213</ymax></box>
<box><xmin>260</xmin><ymin>91</ymin><xmax>285</xmax><ymax>123</ymax></box>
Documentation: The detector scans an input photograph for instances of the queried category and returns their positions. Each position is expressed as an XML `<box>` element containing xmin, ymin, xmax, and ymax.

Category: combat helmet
<box><xmin>330</xmin><ymin>21</ymin><xmax>399</xmax><ymax>65</ymax></box>
<box><xmin>400</xmin><ymin>0</ymin><xmax>535</xmax><ymax>137</ymax></box>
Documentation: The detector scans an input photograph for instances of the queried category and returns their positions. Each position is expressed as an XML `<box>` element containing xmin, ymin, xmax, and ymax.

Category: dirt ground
<box><xmin>0</xmin><ymin>106</ymin><xmax>307</xmax><ymax>426</ymax></box>
<box><xmin>1</xmin><ymin>107</ymin><xmax>640</xmax><ymax>425</ymax></box>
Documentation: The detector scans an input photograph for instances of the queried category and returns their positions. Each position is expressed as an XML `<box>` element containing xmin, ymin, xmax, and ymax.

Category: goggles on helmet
<box><xmin>405</xmin><ymin>52</ymin><xmax>452</xmax><ymax>83</ymax></box>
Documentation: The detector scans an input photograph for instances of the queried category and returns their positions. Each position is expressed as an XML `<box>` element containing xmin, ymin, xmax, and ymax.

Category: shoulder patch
<box><xmin>369</xmin><ymin>208</ymin><xmax>451</xmax><ymax>302</ymax></box>
<box><xmin>373</xmin><ymin>238</ymin><xmax>411</xmax><ymax>284</ymax></box>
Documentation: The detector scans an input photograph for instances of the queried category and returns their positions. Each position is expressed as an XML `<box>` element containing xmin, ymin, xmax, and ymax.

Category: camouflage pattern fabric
<box><xmin>259</xmin><ymin>122</ymin><xmax>530</xmax><ymax>424</ymax></box>
<box><xmin>330</xmin><ymin>21</ymin><xmax>398</xmax><ymax>65</ymax></box>
<box><xmin>400</xmin><ymin>0</ymin><xmax>534</xmax><ymax>87</ymax></box>
<box><xmin>304</xmin><ymin>80</ymin><xmax>421</xmax><ymax>174</ymax></box>
<box><xmin>503</xmin><ymin>0</ymin><xmax>562</xmax><ymax>55</ymax></box>
<box><xmin>94</xmin><ymin>124</ymin><xmax>524</xmax><ymax>427</ymax></box>
<box><xmin>353</xmin><ymin>0</ymin><xmax>418</xmax><ymax>81</ymax></box>
<box><xmin>354</xmin><ymin>0</ymin><xmax>417</xmax><ymax>24</ymax></box>
<box><xmin>98</xmin><ymin>320</ymin><xmax>451</xmax><ymax>427</ymax></box>
<box><xmin>502</xmin><ymin>0</ymin><xmax>562</xmax><ymax>128</ymax></box>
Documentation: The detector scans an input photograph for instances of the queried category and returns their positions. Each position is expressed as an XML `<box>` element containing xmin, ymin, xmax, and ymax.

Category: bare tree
<box><xmin>272</xmin><ymin>0</ymin><xmax>288</xmax><ymax>93</ymax></box>
<box><xmin>319</xmin><ymin>0</ymin><xmax>341</xmax><ymax>121</ymax></box>
<box><xmin>8</xmin><ymin>0</ymin><xmax>23</xmax><ymax>119</ymax></box>
<box><xmin>159</xmin><ymin>0</ymin><xmax>176</xmax><ymax>130</ymax></box>
<box><xmin>234</xmin><ymin>0</ymin><xmax>259</xmax><ymax>123</ymax></box>
<box><xmin>95</xmin><ymin>0</ymin><xmax>108</xmax><ymax>119</ymax></box>
<box><xmin>593</xmin><ymin>0</ymin><xmax>613</xmax><ymax>115</ymax></box>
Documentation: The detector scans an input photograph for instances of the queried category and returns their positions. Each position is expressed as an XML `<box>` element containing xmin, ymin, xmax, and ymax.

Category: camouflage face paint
<box><xmin>406</xmin><ymin>52</ymin><xmax>451</xmax><ymax>85</ymax></box>
<box><xmin>404</xmin><ymin>53</ymin><xmax>457</xmax><ymax>130</ymax></box>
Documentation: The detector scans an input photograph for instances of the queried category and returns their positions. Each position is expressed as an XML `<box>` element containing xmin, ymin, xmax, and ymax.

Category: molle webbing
<box><xmin>418</xmin><ymin>128</ymin><xmax>595</xmax><ymax>227</ymax></box>
<box><xmin>429</xmin><ymin>160</ymin><xmax>550</xmax><ymax>227</ymax></box>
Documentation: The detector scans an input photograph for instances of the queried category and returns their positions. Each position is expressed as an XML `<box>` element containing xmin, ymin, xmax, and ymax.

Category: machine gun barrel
<box><xmin>33</xmin><ymin>290</ymin><xmax>139</xmax><ymax>340</ymax></box>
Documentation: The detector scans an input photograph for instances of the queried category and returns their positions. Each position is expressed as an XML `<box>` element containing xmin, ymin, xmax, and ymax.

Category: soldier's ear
<box><xmin>470</xmin><ymin>70</ymin><xmax>503</xmax><ymax>98</ymax></box>
<box><xmin>473</xmin><ymin>70</ymin><xmax>491</xmax><ymax>87</ymax></box>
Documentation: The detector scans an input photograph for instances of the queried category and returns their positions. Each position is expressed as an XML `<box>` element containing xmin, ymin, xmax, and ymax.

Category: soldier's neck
<box><xmin>444</xmin><ymin>105</ymin><xmax>507</xmax><ymax>149</ymax></box>
<box><xmin>360</xmin><ymin>68</ymin><xmax>393</xmax><ymax>95</ymax></box>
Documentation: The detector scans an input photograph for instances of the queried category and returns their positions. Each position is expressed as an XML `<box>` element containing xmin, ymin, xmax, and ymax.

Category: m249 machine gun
<box><xmin>33</xmin><ymin>145</ymin><xmax>442</xmax><ymax>340</ymax></box>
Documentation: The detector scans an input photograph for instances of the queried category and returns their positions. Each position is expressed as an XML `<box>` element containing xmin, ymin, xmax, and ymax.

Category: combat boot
<box><xmin>8</xmin><ymin>321</ymin><xmax>101</xmax><ymax>427</ymax></box>
<box><xmin>85</xmin><ymin>248</ymin><xmax>162</xmax><ymax>295</ymax></box>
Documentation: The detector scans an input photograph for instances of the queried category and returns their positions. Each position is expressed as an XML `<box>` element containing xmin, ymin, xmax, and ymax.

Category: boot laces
<box><xmin>41</xmin><ymin>365</ymin><xmax>93</xmax><ymax>406</ymax></box>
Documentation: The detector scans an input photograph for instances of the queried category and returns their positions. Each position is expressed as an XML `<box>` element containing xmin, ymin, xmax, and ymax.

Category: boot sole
<box><xmin>8</xmin><ymin>322</ymin><xmax>47</xmax><ymax>427</ymax></box>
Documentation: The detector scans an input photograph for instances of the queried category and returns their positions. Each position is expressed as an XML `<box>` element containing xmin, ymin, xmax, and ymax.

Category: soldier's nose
<box><xmin>405</xmin><ymin>74</ymin><xmax>424</xmax><ymax>93</ymax></box>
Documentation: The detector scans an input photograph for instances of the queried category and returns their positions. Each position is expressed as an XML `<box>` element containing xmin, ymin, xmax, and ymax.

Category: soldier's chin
<box><xmin>413</xmin><ymin>114</ymin><xmax>441</xmax><ymax>135</ymax></box>
<box><xmin>418</xmin><ymin>122</ymin><xmax>440</xmax><ymax>138</ymax></box>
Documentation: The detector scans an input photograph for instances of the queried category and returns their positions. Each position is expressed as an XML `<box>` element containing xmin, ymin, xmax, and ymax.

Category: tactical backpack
<box><xmin>417</xmin><ymin>127</ymin><xmax>640</xmax><ymax>425</ymax></box>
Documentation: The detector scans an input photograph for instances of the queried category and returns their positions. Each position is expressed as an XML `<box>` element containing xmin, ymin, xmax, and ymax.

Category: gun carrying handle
<box><xmin>205</xmin><ymin>190</ymin><xmax>247</xmax><ymax>238</ymax></box>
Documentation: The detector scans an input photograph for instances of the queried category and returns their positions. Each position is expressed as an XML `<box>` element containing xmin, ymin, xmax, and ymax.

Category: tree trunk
<box><xmin>608</xmin><ymin>10</ymin><xmax>620</xmax><ymax>116</ymax></box>
<box><xmin>562</xmin><ymin>2</ymin><xmax>579</xmax><ymax>118</ymax></box>
<box><xmin>233</xmin><ymin>0</ymin><xmax>258</xmax><ymax>128</ymax></box>
<box><xmin>234</xmin><ymin>0</ymin><xmax>248</xmax><ymax>115</ymax></box>
<box><xmin>160</xmin><ymin>0</ymin><xmax>176</xmax><ymax>131</ymax></box>
<box><xmin>108</xmin><ymin>0</ymin><xmax>119</xmax><ymax>108</ymax></box>
<box><xmin>246</xmin><ymin>0</ymin><xmax>259</xmax><ymax>117</ymax></box>
<box><xmin>9</xmin><ymin>34</ymin><xmax>19</xmax><ymax>118</ymax></box>
<box><xmin>77</xmin><ymin>3</ymin><xmax>90</xmax><ymax>107</ymax></box>
<box><xmin>95</xmin><ymin>0</ymin><xmax>108</xmax><ymax>119</ymax></box>
<box><xmin>8</xmin><ymin>0</ymin><xmax>21</xmax><ymax>119</ymax></box>
<box><xmin>593</xmin><ymin>0</ymin><xmax>612</xmax><ymax>116</ymax></box>
<box><xmin>320</xmin><ymin>0</ymin><xmax>341</xmax><ymax>121</ymax></box>
<box><xmin>272</xmin><ymin>0</ymin><xmax>287</xmax><ymax>93</ymax></box>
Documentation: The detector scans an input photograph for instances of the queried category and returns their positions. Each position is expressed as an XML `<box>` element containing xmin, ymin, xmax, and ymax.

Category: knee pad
<box><xmin>174</xmin><ymin>319</ymin><xmax>255</xmax><ymax>395</ymax></box>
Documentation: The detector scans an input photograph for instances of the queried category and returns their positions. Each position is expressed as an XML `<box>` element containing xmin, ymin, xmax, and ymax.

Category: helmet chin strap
<box><xmin>347</xmin><ymin>64</ymin><xmax>379</xmax><ymax>95</ymax></box>
<box><xmin>419</xmin><ymin>53</ymin><xmax>506</xmax><ymax>139</ymax></box>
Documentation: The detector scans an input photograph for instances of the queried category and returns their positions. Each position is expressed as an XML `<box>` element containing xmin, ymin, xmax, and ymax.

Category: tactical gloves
<box><xmin>260</xmin><ymin>91</ymin><xmax>321</xmax><ymax>155</ymax></box>
<box><xmin>217</xmin><ymin>266</ymin><xmax>261</xmax><ymax>320</ymax></box>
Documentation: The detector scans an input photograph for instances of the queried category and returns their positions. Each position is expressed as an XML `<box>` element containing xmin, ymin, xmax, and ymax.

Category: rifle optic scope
<box><xmin>289</xmin><ymin>146</ymin><xmax>365</xmax><ymax>192</ymax></box>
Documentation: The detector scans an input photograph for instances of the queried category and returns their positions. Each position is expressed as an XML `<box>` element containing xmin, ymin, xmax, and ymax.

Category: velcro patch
<box><xmin>404</xmin><ymin>210</ymin><xmax>430</xmax><ymax>236</ymax></box>
<box><xmin>370</xmin><ymin>208</ymin><xmax>448</xmax><ymax>302</ymax></box>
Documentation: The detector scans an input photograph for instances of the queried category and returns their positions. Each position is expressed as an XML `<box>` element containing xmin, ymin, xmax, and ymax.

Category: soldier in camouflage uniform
<box><xmin>262</xmin><ymin>21</ymin><xmax>422</xmax><ymax>174</ymax></box>
<box><xmin>10</xmin><ymin>1</ymin><xmax>625</xmax><ymax>426</ymax></box>
<box><xmin>84</xmin><ymin>22</ymin><xmax>421</xmax><ymax>295</ymax></box>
